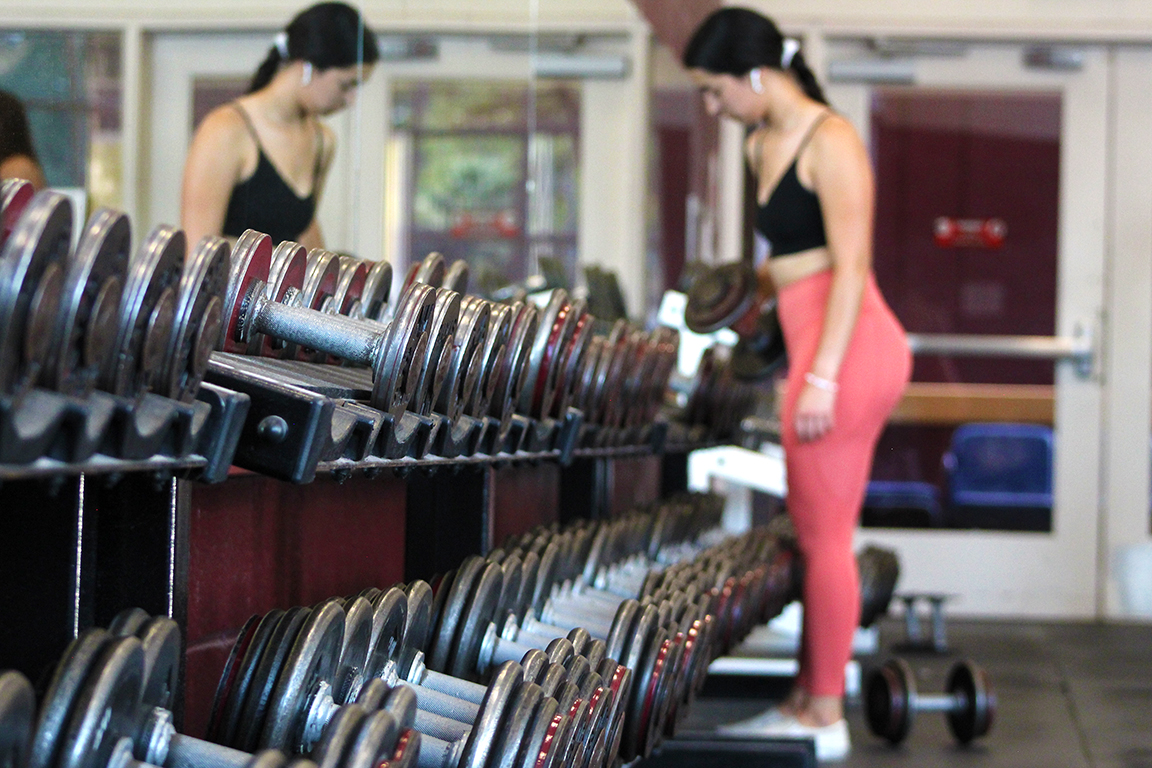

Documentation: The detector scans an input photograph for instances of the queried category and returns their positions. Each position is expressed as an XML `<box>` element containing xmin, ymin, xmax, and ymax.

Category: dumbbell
<box><xmin>211</xmin><ymin>596</ymin><xmax>571</xmax><ymax>768</ymax></box>
<box><xmin>428</xmin><ymin>553</ymin><xmax>660</xmax><ymax>763</ymax></box>
<box><xmin>865</xmin><ymin>657</ymin><xmax>996</xmax><ymax>745</ymax></box>
<box><xmin>222</xmin><ymin>231</ymin><xmax>444</xmax><ymax>421</ymax></box>
<box><xmin>379</xmin><ymin>584</ymin><xmax>612</xmax><ymax>768</ymax></box>
<box><xmin>26</xmin><ymin>622</ymin><xmax>409</xmax><ymax>768</ymax></box>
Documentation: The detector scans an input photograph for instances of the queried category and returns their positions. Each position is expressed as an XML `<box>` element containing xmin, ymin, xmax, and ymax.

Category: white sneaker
<box><xmin>715</xmin><ymin>706</ymin><xmax>790</xmax><ymax>733</ymax></box>
<box><xmin>720</xmin><ymin>715</ymin><xmax>851</xmax><ymax>761</ymax></box>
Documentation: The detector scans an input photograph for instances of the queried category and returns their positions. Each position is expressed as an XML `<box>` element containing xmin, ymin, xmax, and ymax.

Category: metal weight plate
<box><xmin>487</xmin><ymin>302</ymin><xmax>534</xmax><ymax>433</ymax></box>
<box><xmin>0</xmin><ymin>672</ymin><xmax>34</xmax><ymax>768</ymax></box>
<box><xmin>443</xmin><ymin>259</ymin><xmax>469</xmax><ymax>294</ymax></box>
<box><xmin>544</xmin><ymin>638</ymin><xmax>575</xmax><ymax>672</ymax></box>
<box><xmin>468</xmin><ymin>301</ymin><xmax>512</xmax><ymax>421</ymax></box>
<box><xmin>584</xmin><ymin>328</ymin><xmax>621</xmax><ymax>425</ymax></box>
<box><xmin>365</xmin><ymin>587</ymin><xmax>407</xmax><ymax>681</ymax></box>
<box><xmin>408</xmin><ymin>252</ymin><xmax>446</xmax><ymax>291</ymax></box>
<box><xmin>549</xmin><ymin>301</ymin><xmax>592</xmax><ymax>419</ymax></box>
<box><xmin>232</xmin><ymin>607</ymin><xmax>311</xmax><ymax>752</ymax></box>
<box><xmin>436</xmin><ymin>296</ymin><xmax>490</xmax><ymax>422</ymax></box>
<box><xmin>0</xmin><ymin>191</ymin><xmax>73</xmax><ymax>396</ymax></box>
<box><xmin>221</xmin><ymin>230</ymin><xmax>273</xmax><ymax>354</ymax></box>
<box><xmin>101</xmin><ymin>226</ymin><xmax>184</xmax><ymax>397</ymax></box>
<box><xmin>360</xmin><ymin>259</ymin><xmax>393</xmax><ymax>323</ymax></box>
<box><xmin>632</xmin><ymin>629</ymin><xmax>673</xmax><ymax>759</ymax></box>
<box><xmin>107</xmin><ymin>607</ymin><xmax>150</xmax><ymax>637</ymax></box>
<box><xmin>530</xmin><ymin>541</ymin><xmax>562</xmax><ymax>620</ymax></box>
<box><xmin>946</xmin><ymin>660</ymin><xmax>994</xmax><ymax>744</ymax></box>
<box><xmin>518</xmin><ymin>648</ymin><xmax>548</xmax><ymax>686</ymax></box>
<box><xmin>490</xmin><ymin>680</ymin><xmax>543</xmax><ymax>768</ymax></box>
<box><xmin>494</xmin><ymin>554</ymin><xmax>523</xmax><ymax>627</ymax></box>
<box><xmin>731</xmin><ymin>301</ymin><xmax>787</xmax><ymax>381</ymax></box>
<box><xmin>569</xmin><ymin>334</ymin><xmax>603</xmax><ymax>417</ymax></box>
<box><xmin>382</xmin><ymin>683</ymin><xmax>418</xmax><ymax>731</ymax></box>
<box><xmin>333</xmin><ymin>255</ymin><xmax>369</xmax><ymax>317</ymax></box>
<box><xmin>387</xmin><ymin>728</ymin><xmax>420</xmax><ymax>768</ymax></box>
<box><xmin>448</xmin><ymin>560</ymin><xmax>504</xmax><ymax>680</ymax></box>
<box><xmin>135</xmin><ymin>616</ymin><xmax>182</xmax><ymax>712</ymax></box>
<box><xmin>865</xmin><ymin>657</ymin><xmax>914</xmax><ymax>744</ymax></box>
<box><xmin>340</xmin><ymin>707</ymin><xmax>401</xmax><ymax>768</ymax></box>
<box><xmin>603</xmin><ymin>601</ymin><xmax>641</xmax><ymax>676</ymax></box>
<box><xmin>517</xmin><ymin>697</ymin><xmax>567</xmax><ymax>768</ymax></box>
<box><xmin>518</xmin><ymin>289</ymin><xmax>567</xmax><ymax>418</ymax></box>
<box><xmin>600</xmin><ymin>330</ymin><xmax>636</xmax><ymax>428</ymax></box>
<box><xmin>262</xmin><ymin>600</ymin><xmax>345</xmax><ymax>751</ymax></box>
<box><xmin>534</xmin><ymin>299</ymin><xmax>578</xmax><ymax>421</ymax></box>
<box><xmin>372</xmin><ymin>283</ymin><xmax>436</xmax><ymax>421</ymax></box>
<box><xmin>300</xmin><ymin>250</ymin><xmax>342</xmax><ymax>315</ymax></box>
<box><xmin>311</xmin><ymin>702</ymin><xmax>365</xmax><ymax>768</ymax></box>
<box><xmin>402</xmin><ymin>581</ymin><xmax>435</xmax><ymax>654</ymax></box>
<box><xmin>565</xmin><ymin>628</ymin><xmax>592</xmax><ymax>660</ymax></box>
<box><xmin>337</xmin><ymin>597</ymin><xmax>376</xmax><ymax>700</ymax></box>
<box><xmin>409</xmin><ymin>287</ymin><xmax>460</xmax><ymax>417</ymax></box>
<box><xmin>261</xmin><ymin>241</ymin><xmax>309</xmax><ymax>358</ymax></box>
<box><xmin>428</xmin><ymin>555</ymin><xmax>485</xmax><ymax>674</ymax></box>
<box><xmin>27</xmin><ymin>629</ymin><xmax>109</xmax><ymax>768</ymax></box>
<box><xmin>0</xmin><ymin>179</ymin><xmax>34</xmax><ymax>248</ymax></box>
<box><xmin>458</xmin><ymin>661</ymin><xmax>523</xmax><ymax>768</ymax></box>
<box><xmin>58</xmin><ymin>636</ymin><xmax>145</xmax><ymax>768</ymax></box>
<box><xmin>161</xmin><ymin>235</ymin><xmax>230</xmax><ymax>402</ymax></box>
<box><xmin>683</xmin><ymin>261</ymin><xmax>758</xmax><ymax>334</ymax></box>
<box><xmin>42</xmin><ymin>208</ymin><xmax>129</xmax><ymax>395</ymax></box>
<box><xmin>514</xmin><ymin>551</ymin><xmax>540</xmax><ymax>623</ymax></box>
<box><xmin>214</xmin><ymin>611</ymin><xmax>286</xmax><ymax>747</ymax></box>
<box><xmin>206</xmin><ymin>614</ymin><xmax>263</xmax><ymax>744</ymax></box>
<box><xmin>353</xmin><ymin>678</ymin><xmax>389</xmax><ymax>712</ymax></box>
<box><xmin>597</xmin><ymin>660</ymin><xmax>632</xmax><ymax>765</ymax></box>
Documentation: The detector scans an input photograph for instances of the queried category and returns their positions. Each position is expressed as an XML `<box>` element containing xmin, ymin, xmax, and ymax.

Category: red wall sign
<box><xmin>933</xmin><ymin>217</ymin><xmax>1007</xmax><ymax>249</ymax></box>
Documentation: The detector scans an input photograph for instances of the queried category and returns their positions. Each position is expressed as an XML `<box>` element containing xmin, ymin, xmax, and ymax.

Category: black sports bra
<box><xmin>755</xmin><ymin>111</ymin><xmax>831</xmax><ymax>257</ymax></box>
<box><xmin>222</xmin><ymin>103</ymin><xmax>322</xmax><ymax>244</ymax></box>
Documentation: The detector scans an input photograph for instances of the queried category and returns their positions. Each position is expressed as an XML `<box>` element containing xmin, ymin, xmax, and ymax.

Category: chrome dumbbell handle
<box><xmin>240</xmin><ymin>285</ymin><xmax>386</xmax><ymax>369</ymax></box>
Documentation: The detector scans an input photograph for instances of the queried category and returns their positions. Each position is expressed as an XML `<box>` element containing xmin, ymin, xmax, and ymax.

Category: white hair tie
<box><xmin>781</xmin><ymin>38</ymin><xmax>801</xmax><ymax>69</ymax></box>
<box><xmin>274</xmin><ymin>31</ymin><xmax>289</xmax><ymax>59</ymax></box>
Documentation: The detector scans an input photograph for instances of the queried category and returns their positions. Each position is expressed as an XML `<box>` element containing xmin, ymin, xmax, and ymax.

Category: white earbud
<box><xmin>749</xmin><ymin>68</ymin><xmax>764</xmax><ymax>94</ymax></box>
<box><xmin>302</xmin><ymin>61</ymin><xmax>313</xmax><ymax>86</ymax></box>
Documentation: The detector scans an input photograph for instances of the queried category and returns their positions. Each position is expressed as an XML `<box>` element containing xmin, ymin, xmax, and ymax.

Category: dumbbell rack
<box><xmin>0</xmin><ymin>392</ymin><xmax>704</xmax><ymax>741</ymax></box>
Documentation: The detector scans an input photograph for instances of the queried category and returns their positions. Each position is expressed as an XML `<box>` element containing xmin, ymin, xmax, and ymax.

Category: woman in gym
<box><xmin>181</xmin><ymin>1</ymin><xmax>379</xmax><ymax>248</ymax></box>
<box><xmin>684</xmin><ymin>8</ymin><xmax>911</xmax><ymax>760</ymax></box>
<box><xmin>0</xmin><ymin>90</ymin><xmax>47</xmax><ymax>190</ymax></box>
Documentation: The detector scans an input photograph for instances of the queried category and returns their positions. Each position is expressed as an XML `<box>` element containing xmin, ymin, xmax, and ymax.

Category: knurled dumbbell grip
<box><xmin>418</xmin><ymin>667</ymin><xmax>487</xmax><ymax>705</ymax></box>
<box><xmin>414</xmin><ymin>708</ymin><xmax>471</xmax><ymax>743</ymax></box>
<box><xmin>414</xmin><ymin>730</ymin><xmax>463</xmax><ymax>768</ymax></box>
<box><xmin>540</xmin><ymin>603</ymin><xmax>613</xmax><ymax>638</ymax></box>
<box><xmin>412</xmin><ymin>683</ymin><xmax>481</xmax><ymax>724</ymax></box>
<box><xmin>164</xmin><ymin>734</ymin><xmax>250</xmax><ymax>768</ymax></box>
<box><xmin>250</xmin><ymin>297</ymin><xmax>383</xmax><ymax>368</ymax></box>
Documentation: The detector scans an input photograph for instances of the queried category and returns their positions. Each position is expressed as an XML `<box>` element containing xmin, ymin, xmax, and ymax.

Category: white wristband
<box><xmin>804</xmin><ymin>372</ymin><xmax>839</xmax><ymax>392</ymax></box>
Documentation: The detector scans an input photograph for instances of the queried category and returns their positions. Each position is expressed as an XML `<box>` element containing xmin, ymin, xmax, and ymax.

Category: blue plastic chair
<box><xmin>943</xmin><ymin>423</ymin><xmax>1053</xmax><ymax>531</ymax></box>
<box><xmin>862</xmin><ymin>480</ymin><xmax>944</xmax><ymax>528</ymax></box>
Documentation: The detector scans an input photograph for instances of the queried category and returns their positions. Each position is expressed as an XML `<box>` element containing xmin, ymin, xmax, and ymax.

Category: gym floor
<box><xmin>670</xmin><ymin>616</ymin><xmax>1152</xmax><ymax>768</ymax></box>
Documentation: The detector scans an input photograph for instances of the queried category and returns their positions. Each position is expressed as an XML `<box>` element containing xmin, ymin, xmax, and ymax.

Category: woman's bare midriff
<box><xmin>759</xmin><ymin>246</ymin><xmax>834</xmax><ymax>294</ymax></box>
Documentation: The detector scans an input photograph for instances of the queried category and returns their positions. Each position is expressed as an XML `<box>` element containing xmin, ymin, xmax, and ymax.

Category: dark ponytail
<box><xmin>682</xmin><ymin>7</ymin><xmax>827</xmax><ymax>105</ymax></box>
<box><xmin>249</xmin><ymin>2</ymin><xmax>380</xmax><ymax>93</ymax></box>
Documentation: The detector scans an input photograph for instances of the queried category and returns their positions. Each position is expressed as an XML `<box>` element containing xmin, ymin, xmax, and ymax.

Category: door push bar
<box><xmin>906</xmin><ymin>321</ymin><xmax>1095</xmax><ymax>378</ymax></box>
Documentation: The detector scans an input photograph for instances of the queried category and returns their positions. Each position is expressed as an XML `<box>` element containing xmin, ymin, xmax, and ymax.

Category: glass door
<box><xmin>826</xmin><ymin>42</ymin><xmax>1108</xmax><ymax>617</ymax></box>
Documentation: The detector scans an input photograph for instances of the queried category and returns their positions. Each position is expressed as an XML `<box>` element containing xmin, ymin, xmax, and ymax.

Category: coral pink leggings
<box><xmin>777</xmin><ymin>269</ymin><xmax>910</xmax><ymax>697</ymax></box>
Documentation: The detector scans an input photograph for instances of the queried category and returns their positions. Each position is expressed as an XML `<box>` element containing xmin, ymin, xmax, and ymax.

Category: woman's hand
<box><xmin>794</xmin><ymin>380</ymin><xmax>836</xmax><ymax>441</ymax></box>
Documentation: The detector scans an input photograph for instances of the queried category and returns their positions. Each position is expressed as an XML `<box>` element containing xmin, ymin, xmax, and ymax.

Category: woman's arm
<box><xmin>0</xmin><ymin>154</ymin><xmax>47</xmax><ymax>190</ymax></box>
<box><xmin>180</xmin><ymin>107</ymin><xmax>249</xmax><ymax>247</ymax></box>
<box><xmin>793</xmin><ymin>115</ymin><xmax>875</xmax><ymax>441</ymax></box>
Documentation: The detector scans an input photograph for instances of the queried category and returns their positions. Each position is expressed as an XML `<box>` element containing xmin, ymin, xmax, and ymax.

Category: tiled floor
<box><xmin>666</xmin><ymin>617</ymin><xmax>1152</xmax><ymax>768</ymax></box>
